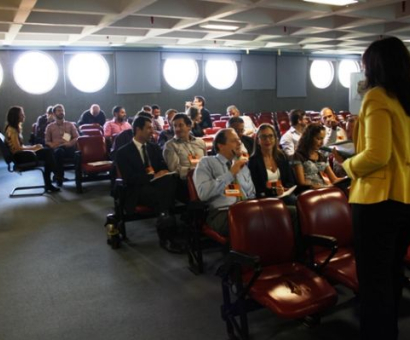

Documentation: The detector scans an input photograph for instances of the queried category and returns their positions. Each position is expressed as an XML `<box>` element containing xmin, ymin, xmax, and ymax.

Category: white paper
<box><xmin>62</xmin><ymin>132</ymin><xmax>71</xmax><ymax>142</ymax></box>
<box><xmin>277</xmin><ymin>185</ymin><xmax>297</xmax><ymax>198</ymax></box>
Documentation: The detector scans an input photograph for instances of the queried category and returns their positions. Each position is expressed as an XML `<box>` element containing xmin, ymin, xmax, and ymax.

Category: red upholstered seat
<box><xmin>213</xmin><ymin>120</ymin><xmax>227</xmax><ymax>129</ymax></box>
<box><xmin>219</xmin><ymin>198</ymin><xmax>337</xmax><ymax>339</ymax></box>
<box><xmin>204</xmin><ymin>126</ymin><xmax>222</xmax><ymax>135</ymax></box>
<box><xmin>186</xmin><ymin>170</ymin><xmax>228</xmax><ymax>274</ymax></box>
<box><xmin>75</xmin><ymin>135</ymin><xmax>112</xmax><ymax>193</ymax></box>
<box><xmin>297</xmin><ymin>187</ymin><xmax>359</xmax><ymax>293</ymax></box>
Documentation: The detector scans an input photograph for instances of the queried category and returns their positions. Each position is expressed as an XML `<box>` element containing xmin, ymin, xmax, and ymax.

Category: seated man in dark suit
<box><xmin>115</xmin><ymin>116</ymin><xmax>182</xmax><ymax>253</ymax></box>
<box><xmin>227</xmin><ymin>117</ymin><xmax>254</xmax><ymax>155</ymax></box>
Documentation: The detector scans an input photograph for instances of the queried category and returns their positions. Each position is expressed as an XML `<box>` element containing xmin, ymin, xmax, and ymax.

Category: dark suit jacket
<box><xmin>241</xmin><ymin>135</ymin><xmax>254</xmax><ymax>155</ymax></box>
<box><xmin>116</xmin><ymin>141</ymin><xmax>168</xmax><ymax>211</ymax></box>
<box><xmin>248</xmin><ymin>151</ymin><xmax>295</xmax><ymax>198</ymax></box>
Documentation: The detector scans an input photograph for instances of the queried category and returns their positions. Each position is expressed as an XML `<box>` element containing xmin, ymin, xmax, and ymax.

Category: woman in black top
<box><xmin>187</xmin><ymin>106</ymin><xmax>204</xmax><ymax>137</ymax></box>
<box><xmin>248</xmin><ymin>123</ymin><xmax>296</xmax><ymax>205</ymax></box>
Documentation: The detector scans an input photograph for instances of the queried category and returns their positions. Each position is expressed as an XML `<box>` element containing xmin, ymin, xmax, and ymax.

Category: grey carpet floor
<box><xmin>0</xmin><ymin>162</ymin><xmax>410</xmax><ymax>340</ymax></box>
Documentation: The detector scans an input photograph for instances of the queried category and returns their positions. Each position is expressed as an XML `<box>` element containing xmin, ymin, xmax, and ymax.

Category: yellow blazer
<box><xmin>343</xmin><ymin>86</ymin><xmax>410</xmax><ymax>204</ymax></box>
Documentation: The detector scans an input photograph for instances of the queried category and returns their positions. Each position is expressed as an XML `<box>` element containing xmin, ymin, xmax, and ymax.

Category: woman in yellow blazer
<box><xmin>335</xmin><ymin>37</ymin><xmax>410</xmax><ymax>340</ymax></box>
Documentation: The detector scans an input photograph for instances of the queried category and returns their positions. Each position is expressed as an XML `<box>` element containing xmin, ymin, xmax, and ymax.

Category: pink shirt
<box><xmin>103</xmin><ymin>119</ymin><xmax>132</xmax><ymax>137</ymax></box>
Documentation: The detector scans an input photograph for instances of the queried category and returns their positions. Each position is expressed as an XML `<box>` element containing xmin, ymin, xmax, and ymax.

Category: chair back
<box><xmin>81</xmin><ymin>128</ymin><xmax>102</xmax><ymax>136</ymax></box>
<box><xmin>297</xmin><ymin>187</ymin><xmax>352</xmax><ymax>247</ymax></box>
<box><xmin>229</xmin><ymin>198</ymin><xmax>295</xmax><ymax>266</ymax></box>
<box><xmin>79</xmin><ymin>123</ymin><xmax>102</xmax><ymax>131</ymax></box>
<box><xmin>77</xmin><ymin>135</ymin><xmax>108</xmax><ymax>163</ymax></box>
<box><xmin>186</xmin><ymin>170</ymin><xmax>200</xmax><ymax>201</ymax></box>
<box><xmin>213</xmin><ymin>120</ymin><xmax>227</xmax><ymax>129</ymax></box>
<box><xmin>0</xmin><ymin>132</ymin><xmax>14</xmax><ymax>166</ymax></box>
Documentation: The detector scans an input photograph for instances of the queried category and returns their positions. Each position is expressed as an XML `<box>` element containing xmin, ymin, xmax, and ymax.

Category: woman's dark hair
<box><xmin>296</xmin><ymin>123</ymin><xmax>325</xmax><ymax>157</ymax></box>
<box><xmin>362</xmin><ymin>36</ymin><xmax>410</xmax><ymax>116</ymax></box>
<box><xmin>251</xmin><ymin>123</ymin><xmax>283</xmax><ymax>161</ymax></box>
<box><xmin>186</xmin><ymin>106</ymin><xmax>200</xmax><ymax>121</ymax></box>
<box><xmin>6</xmin><ymin>106</ymin><xmax>23</xmax><ymax>131</ymax></box>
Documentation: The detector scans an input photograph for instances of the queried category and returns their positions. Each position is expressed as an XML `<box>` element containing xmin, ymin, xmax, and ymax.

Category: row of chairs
<box><xmin>0</xmin><ymin>132</ymin><xmax>112</xmax><ymax>196</ymax></box>
<box><xmin>105</xmin><ymin>166</ymin><xmax>358</xmax><ymax>339</ymax></box>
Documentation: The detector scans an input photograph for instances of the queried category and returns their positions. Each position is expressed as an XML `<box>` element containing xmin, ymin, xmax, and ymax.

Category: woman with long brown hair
<box><xmin>248</xmin><ymin>123</ymin><xmax>296</xmax><ymax>205</ymax></box>
<box><xmin>293</xmin><ymin>123</ymin><xmax>341</xmax><ymax>189</ymax></box>
<box><xmin>5</xmin><ymin>106</ymin><xmax>59</xmax><ymax>192</ymax></box>
<box><xmin>335</xmin><ymin>36</ymin><xmax>410</xmax><ymax>340</ymax></box>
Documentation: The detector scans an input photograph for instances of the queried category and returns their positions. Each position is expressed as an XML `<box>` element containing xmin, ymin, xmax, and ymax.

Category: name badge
<box><xmin>266</xmin><ymin>179</ymin><xmax>282</xmax><ymax>189</ymax></box>
<box><xmin>62</xmin><ymin>132</ymin><xmax>71</xmax><ymax>142</ymax></box>
<box><xmin>188</xmin><ymin>154</ymin><xmax>200</xmax><ymax>166</ymax></box>
<box><xmin>225</xmin><ymin>183</ymin><xmax>241</xmax><ymax>197</ymax></box>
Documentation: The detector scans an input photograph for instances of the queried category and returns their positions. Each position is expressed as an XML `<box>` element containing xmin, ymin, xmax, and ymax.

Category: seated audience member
<box><xmin>34</xmin><ymin>106</ymin><xmax>55</xmax><ymax>145</ymax></box>
<box><xmin>141</xmin><ymin>105</ymin><xmax>152</xmax><ymax>114</ymax></box>
<box><xmin>248</xmin><ymin>123</ymin><xmax>296</xmax><ymax>205</ymax></box>
<box><xmin>293</xmin><ymin>123</ymin><xmax>342</xmax><ymax>190</ymax></box>
<box><xmin>226</xmin><ymin>105</ymin><xmax>256</xmax><ymax>136</ymax></box>
<box><xmin>103</xmin><ymin>106</ymin><xmax>132</xmax><ymax>138</ymax></box>
<box><xmin>187</xmin><ymin>106</ymin><xmax>204</xmax><ymax>137</ymax></box>
<box><xmin>320</xmin><ymin>107</ymin><xmax>347</xmax><ymax>145</ymax></box>
<box><xmin>190</xmin><ymin>95</ymin><xmax>212</xmax><ymax>129</ymax></box>
<box><xmin>78</xmin><ymin>104</ymin><xmax>106</xmax><ymax>127</ymax></box>
<box><xmin>158</xmin><ymin>109</ymin><xmax>177</xmax><ymax>149</ymax></box>
<box><xmin>227</xmin><ymin>117</ymin><xmax>254</xmax><ymax>155</ymax></box>
<box><xmin>193</xmin><ymin>128</ymin><xmax>255</xmax><ymax>236</ymax></box>
<box><xmin>151</xmin><ymin>104</ymin><xmax>164</xmax><ymax>131</ymax></box>
<box><xmin>163</xmin><ymin>113</ymin><xmax>207</xmax><ymax>202</ymax></box>
<box><xmin>45</xmin><ymin>104</ymin><xmax>79</xmax><ymax>187</ymax></box>
<box><xmin>115</xmin><ymin>116</ymin><xmax>182</xmax><ymax>254</ymax></box>
<box><xmin>5</xmin><ymin>106</ymin><xmax>59</xmax><ymax>192</ymax></box>
<box><xmin>280</xmin><ymin>109</ymin><xmax>308</xmax><ymax>156</ymax></box>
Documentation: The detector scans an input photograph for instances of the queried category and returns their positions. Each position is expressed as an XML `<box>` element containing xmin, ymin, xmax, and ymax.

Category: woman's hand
<box><xmin>332</xmin><ymin>148</ymin><xmax>345</xmax><ymax>164</ymax></box>
<box><xmin>276</xmin><ymin>184</ymin><xmax>285</xmax><ymax>196</ymax></box>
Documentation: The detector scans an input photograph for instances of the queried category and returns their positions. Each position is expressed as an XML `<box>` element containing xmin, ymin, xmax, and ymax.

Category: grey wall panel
<box><xmin>115</xmin><ymin>52</ymin><xmax>161</xmax><ymax>94</ymax></box>
<box><xmin>241</xmin><ymin>55</ymin><xmax>276</xmax><ymax>90</ymax></box>
<box><xmin>277</xmin><ymin>56</ymin><xmax>307</xmax><ymax>97</ymax></box>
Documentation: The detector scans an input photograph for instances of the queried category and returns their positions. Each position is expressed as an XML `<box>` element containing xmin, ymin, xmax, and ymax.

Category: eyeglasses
<box><xmin>258</xmin><ymin>134</ymin><xmax>275</xmax><ymax>140</ymax></box>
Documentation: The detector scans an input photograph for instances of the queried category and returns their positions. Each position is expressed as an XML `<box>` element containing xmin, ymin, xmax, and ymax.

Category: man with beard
<box><xmin>103</xmin><ymin>106</ymin><xmax>132</xmax><ymax>138</ymax></box>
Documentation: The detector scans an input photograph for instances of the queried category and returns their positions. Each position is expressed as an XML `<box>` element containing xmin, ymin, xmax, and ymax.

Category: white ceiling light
<box><xmin>303</xmin><ymin>0</ymin><xmax>359</xmax><ymax>5</ymax></box>
<box><xmin>199</xmin><ymin>23</ymin><xmax>239</xmax><ymax>31</ymax></box>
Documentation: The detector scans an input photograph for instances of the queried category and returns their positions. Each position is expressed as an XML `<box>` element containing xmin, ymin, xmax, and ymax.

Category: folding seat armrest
<box><xmin>113</xmin><ymin>178</ymin><xmax>126</xmax><ymax>197</ymax></box>
<box><xmin>217</xmin><ymin>250</ymin><xmax>262</xmax><ymax>298</ymax></box>
<box><xmin>303</xmin><ymin>234</ymin><xmax>338</xmax><ymax>272</ymax></box>
<box><xmin>13</xmin><ymin>150</ymin><xmax>38</xmax><ymax>165</ymax></box>
<box><xmin>74</xmin><ymin>150</ymin><xmax>82</xmax><ymax>165</ymax></box>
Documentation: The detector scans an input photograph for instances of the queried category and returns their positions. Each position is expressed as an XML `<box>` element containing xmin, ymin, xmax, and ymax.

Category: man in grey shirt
<box><xmin>193</xmin><ymin>128</ymin><xmax>255</xmax><ymax>236</ymax></box>
<box><xmin>163</xmin><ymin>113</ymin><xmax>207</xmax><ymax>202</ymax></box>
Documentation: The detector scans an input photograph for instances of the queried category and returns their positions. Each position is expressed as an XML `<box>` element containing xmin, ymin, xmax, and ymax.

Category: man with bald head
<box><xmin>320</xmin><ymin>107</ymin><xmax>347</xmax><ymax>145</ymax></box>
<box><xmin>78</xmin><ymin>104</ymin><xmax>106</xmax><ymax>126</ymax></box>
